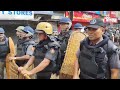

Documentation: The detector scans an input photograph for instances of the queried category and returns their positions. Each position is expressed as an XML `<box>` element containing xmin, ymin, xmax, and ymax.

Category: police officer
<box><xmin>15</xmin><ymin>26</ymin><xmax>25</xmax><ymax>49</ymax></box>
<box><xmin>56</xmin><ymin>17</ymin><xmax>72</xmax><ymax>75</ymax></box>
<box><xmin>74</xmin><ymin>23</ymin><xmax>83</xmax><ymax>32</ymax></box>
<box><xmin>18</xmin><ymin>22</ymin><xmax>60</xmax><ymax>79</ymax></box>
<box><xmin>73</xmin><ymin>18</ymin><xmax>120</xmax><ymax>79</ymax></box>
<box><xmin>9</xmin><ymin>26</ymin><xmax>35</xmax><ymax>67</ymax></box>
<box><xmin>0</xmin><ymin>28</ymin><xmax>10</xmax><ymax>79</ymax></box>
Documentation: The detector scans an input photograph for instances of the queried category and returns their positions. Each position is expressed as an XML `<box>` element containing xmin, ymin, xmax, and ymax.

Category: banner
<box><xmin>110</xmin><ymin>11</ymin><xmax>117</xmax><ymax>18</ymax></box>
<box><xmin>0</xmin><ymin>11</ymin><xmax>34</xmax><ymax>20</ymax></box>
<box><xmin>73</xmin><ymin>11</ymin><xmax>99</xmax><ymax>22</ymax></box>
<box><xmin>103</xmin><ymin>16</ymin><xmax>118</xmax><ymax>23</ymax></box>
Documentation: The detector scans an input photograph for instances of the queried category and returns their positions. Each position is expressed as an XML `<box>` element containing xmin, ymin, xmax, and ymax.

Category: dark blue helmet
<box><xmin>23</xmin><ymin>26</ymin><xmax>34</xmax><ymax>36</ymax></box>
<box><xmin>59</xmin><ymin>17</ymin><xmax>71</xmax><ymax>24</ymax></box>
<box><xmin>0</xmin><ymin>28</ymin><xmax>5</xmax><ymax>33</ymax></box>
<box><xmin>74</xmin><ymin>23</ymin><xmax>83</xmax><ymax>29</ymax></box>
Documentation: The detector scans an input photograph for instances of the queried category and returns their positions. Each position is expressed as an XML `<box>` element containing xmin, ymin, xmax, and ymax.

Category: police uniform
<box><xmin>77</xmin><ymin>35</ymin><xmax>120</xmax><ymax>79</ymax></box>
<box><xmin>33</xmin><ymin>36</ymin><xmax>60</xmax><ymax>79</ymax></box>
<box><xmin>57</xmin><ymin>30</ymin><xmax>72</xmax><ymax>70</ymax></box>
<box><xmin>77</xmin><ymin>19</ymin><xmax>120</xmax><ymax>79</ymax></box>
<box><xmin>15</xmin><ymin>26</ymin><xmax>35</xmax><ymax>67</ymax></box>
<box><xmin>0</xmin><ymin>27</ymin><xmax>10</xmax><ymax>79</ymax></box>
<box><xmin>0</xmin><ymin>37</ymin><xmax>10</xmax><ymax>79</ymax></box>
<box><xmin>52</xmin><ymin>17</ymin><xmax>73</xmax><ymax>75</ymax></box>
<box><xmin>16</xmin><ymin>39</ymin><xmax>35</xmax><ymax>66</ymax></box>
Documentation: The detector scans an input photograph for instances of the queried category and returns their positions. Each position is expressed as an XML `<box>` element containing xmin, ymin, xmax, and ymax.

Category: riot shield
<box><xmin>6</xmin><ymin>37</ymin><xmax>31</xmax><ymax>79</ymax></box>
<box><xmin>59</xmin><ymin>31</ymin><xmax>87</xmax><ymax>79</ymax></box>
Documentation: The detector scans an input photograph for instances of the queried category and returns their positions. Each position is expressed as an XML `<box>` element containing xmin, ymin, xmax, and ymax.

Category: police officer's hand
<box><xmin>18</xmin><ymin>67</ymin><xmax>24</xmax><ymax>72</ymax></box>
<box><xmin>21</xmin><ymin>69</ymin><xmax>32</xmax><ymax>76</ymax></box>
<box><xmin>9</xmin><ymin>57</ymin><xmax>16</xmax><ymax>61</ymax></box>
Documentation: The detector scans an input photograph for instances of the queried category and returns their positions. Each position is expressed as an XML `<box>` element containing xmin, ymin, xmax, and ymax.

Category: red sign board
<box><xmin>103</xmin><ymin>16</ymin><xmax>118</xmax><ymax>23</ymax></box>
<box><xmin>110</xmin><ymin>11</ymin><xmax>116</xmax><ymax>18</ymax></box>
<box><xmin>73</xmin><ymin>11</ymin><xmax>100</xmax><ymax>22</ymax></box>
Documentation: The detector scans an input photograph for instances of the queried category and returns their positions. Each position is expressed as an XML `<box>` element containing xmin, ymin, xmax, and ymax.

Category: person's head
<box><xmin>59</xmin><ymin>17</ymin><xmax>72</xmax><ymax>32</ymax></box>
<box><xmin>0</xmin><ymin>28</ymin><xmax>5</xmax><ymax>41</ymax></box>
<box><xmin>35</xmin><ymin>22</ymin><xmax>53</xmax><ymax>42</ymax></box>
<box><xmin>15</xmin><ymin>26</ymin><xmax>25</xmax><ymax>38</ymax></box>
<box><xmin>86</xmin><ymin>18</ymin><xmax>105</xmax><ymax>41</ymax></box>
<box><xmin>19</xmin><ymin>26</ymin><xmax>34</xmax><ymax>40</ymax></box>
<box><xmin>74</xmin><ymin>23</ymin><xmax>83</xmax><ymax>31</ymax></box>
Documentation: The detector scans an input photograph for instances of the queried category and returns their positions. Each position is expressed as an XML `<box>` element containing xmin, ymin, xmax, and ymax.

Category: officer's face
<box><xmin>16</xmin><ymin>30</ymin><xmax>21</xmax><ymax>37</ymax></box>
<box><xmin>87</xmin><ymin>27</ymin><xmax>104</xmax><ymax>41</ymax></box>
<box><xmin>33</xmin><ymin>33</ymin><xmax>39</xmax><ymax>43</ymax></box>
<box><xmin>37</xmin><ymin>33</ymin><xmax>46</xmax><ymax>41</ymax></box>
<box><xmin>19</xmin><ymin>31</ymin><xmax>27</xmax><ymax>39</ymax></box>
<box><xmin>60</xmin><ymin>23</ymin><xmax>69</xmax><ymax>31</ymax></box>
<box><xmin>0</xmin><ymin>33</ymin><xmax>4</xmax><ymax>41</ymax></box>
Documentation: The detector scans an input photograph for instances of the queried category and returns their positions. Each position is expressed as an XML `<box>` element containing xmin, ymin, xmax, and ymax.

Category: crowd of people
<box><xmin>0</xmin><ymin>17</ymin><xmax>120</xmax><ymax>79</ymax></box>
<box><xmin>104</xmin><ymin>24</ymin><xmax>120</xmax><ymax>46</ymax></box>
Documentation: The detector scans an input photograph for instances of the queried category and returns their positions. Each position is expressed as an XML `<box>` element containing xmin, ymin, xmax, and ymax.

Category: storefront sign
<box><xmin>0</xmin><ymin>11</ymin><xmax>34</xmax><ymax>20</ymax></box>
<box><xmin>73</xmin><ymin>11</ymin><xmax>99</xmax><ymax>22</ymax></box>
<box><xmin>110</xmin><ymin>11</ymin><xmax>117</xmax><ymax>18</ymax></box>
<box><xmin>103</xmin><ymin>16</ymin><xmax>118</xmax><ymax>23</ymax></box>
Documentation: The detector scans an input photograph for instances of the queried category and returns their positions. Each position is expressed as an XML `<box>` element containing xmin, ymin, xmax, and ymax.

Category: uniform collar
<box><xmin>96</xmin><ymin>37</ymin><xmax>103</xmax><ymax>45</ymax></box>
<box><xmin>84</xmin><ymin>35</ymin><xmax>109</xmax><ymax>48</ymax></box>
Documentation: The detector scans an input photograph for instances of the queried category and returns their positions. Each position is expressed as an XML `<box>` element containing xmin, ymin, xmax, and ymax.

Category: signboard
<box><xmin>73</xmin><ymin>11</ymin><xmax>99</xmax><ymax>22</ymax></box>
<box><xmin>0</xmin><ymin>11</ymin><xmax>34</xmax><ymax>20</ymax></box>
<box><xmin>110</xmin><ymin>11</ymin><xmax>117</xmax><ymax>18</ymax></box>
<box><xmin>103</xmin><ymin>16</ymin><xmax>118</xmax><ymax>23</ymax></box>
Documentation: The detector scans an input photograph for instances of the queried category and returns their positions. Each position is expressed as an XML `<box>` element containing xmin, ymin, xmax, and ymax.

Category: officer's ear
<box><xmin>100</xmin><ymin>27</ymin><xmax>105</xmax><ymax>34</ymax></box>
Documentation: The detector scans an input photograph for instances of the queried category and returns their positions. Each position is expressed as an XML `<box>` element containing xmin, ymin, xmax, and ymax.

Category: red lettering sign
<box><xmin>110</xmin><ymin>11</ymin><xmax>116</xmax><ymax>18</ymax></box>
<box><xmin>73</xmin><ymin>11</ymin><xmax>99</xmax><ymax>22</ymax></box>
<box><xmin>103</xmin><ymin>16</ymin><xmax>118</xmax><ymax>23</ymax></box>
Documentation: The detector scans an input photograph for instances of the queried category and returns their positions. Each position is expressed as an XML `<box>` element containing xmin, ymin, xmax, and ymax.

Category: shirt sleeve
<box><xmin>109</xmin><ymin>51</ymin><xmax>120</xmax><ymax>69</ymax></box>
<box><xmin>26</xmin><ymin>45</ymin><xmax>34</xmax><ymax>56</ymax></box>
<box><xmin>45</xmin><ymin>47</ymin><xmax>59</xmax><ymax>62</ymax></box>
